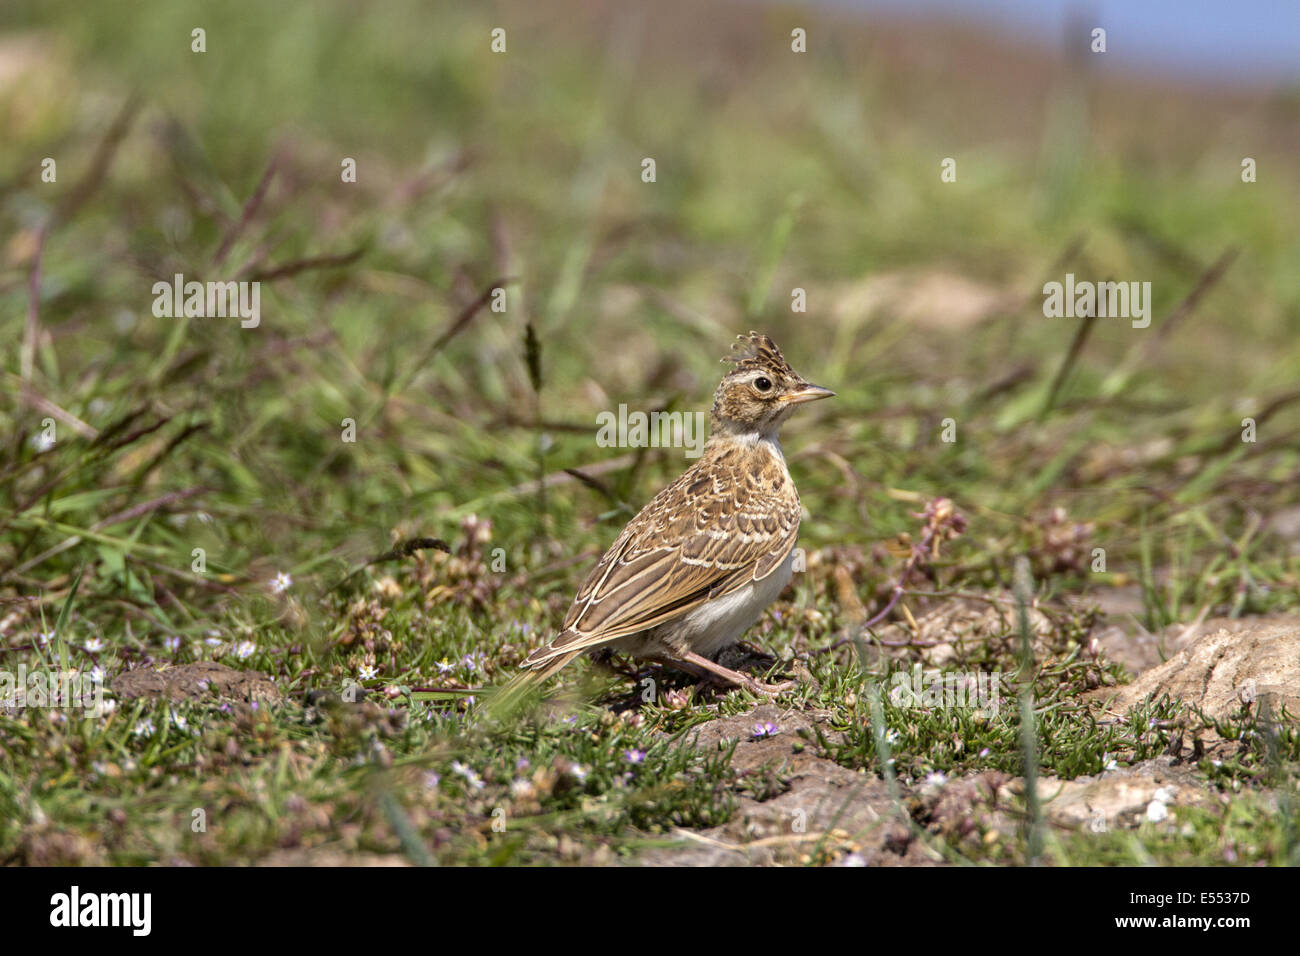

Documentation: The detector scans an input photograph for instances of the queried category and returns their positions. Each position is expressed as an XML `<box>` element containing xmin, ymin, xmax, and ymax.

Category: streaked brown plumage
<box><xmin>506</xmin><ymin>332</ymin><xmax>832</xmax><ymax>701</ymax></box>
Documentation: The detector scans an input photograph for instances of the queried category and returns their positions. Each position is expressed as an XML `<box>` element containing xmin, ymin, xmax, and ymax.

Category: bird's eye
<box><xmin>754</xmin><ymin>377</ymin><xmax>772</xmax><ymax>392</ymax></box>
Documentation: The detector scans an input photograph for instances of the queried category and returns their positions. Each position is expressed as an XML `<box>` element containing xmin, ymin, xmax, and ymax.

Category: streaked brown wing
<box><xmin>542</xmin><ymin>448</ymin><xmax>799</xmax><ymax>657</ymax></box>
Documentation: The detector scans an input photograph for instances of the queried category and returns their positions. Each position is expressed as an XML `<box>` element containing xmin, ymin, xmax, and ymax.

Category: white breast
<box><xmin>663</xmin><ymin>547</ymin><xmax>796</xmax><ymax>658</ymax></box>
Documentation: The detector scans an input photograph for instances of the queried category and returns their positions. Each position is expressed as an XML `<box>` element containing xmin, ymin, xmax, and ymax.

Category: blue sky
<box><xmin>812</xmin><ymin>0</ymin><xmax>1300</xmax><ymax>85</ymax></box>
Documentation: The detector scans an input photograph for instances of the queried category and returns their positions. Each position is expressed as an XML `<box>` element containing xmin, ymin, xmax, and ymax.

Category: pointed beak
<box><xmin>780</xmin><ymin>382</ymin><xmax>835</xmax><ymax>405</ymax></box>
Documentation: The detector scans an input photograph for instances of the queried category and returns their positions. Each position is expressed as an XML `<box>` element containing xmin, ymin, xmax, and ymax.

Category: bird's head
<box><xmin>710</xmin><ymin>331</ymin><xmax>833</xmax><ymax>439</ymax></box>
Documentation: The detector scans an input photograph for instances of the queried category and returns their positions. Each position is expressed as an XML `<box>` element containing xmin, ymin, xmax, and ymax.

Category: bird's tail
<box><xmin>485</xmin><ymin>647</ymin><xmax>584</xmax><ymax>720</ymax></box>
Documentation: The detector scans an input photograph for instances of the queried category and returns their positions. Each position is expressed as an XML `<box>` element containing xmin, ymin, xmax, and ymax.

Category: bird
<box><xmin>500</xmin><ymin>331</ymin><xmax>833</xmax><ymax>707</ymax></box>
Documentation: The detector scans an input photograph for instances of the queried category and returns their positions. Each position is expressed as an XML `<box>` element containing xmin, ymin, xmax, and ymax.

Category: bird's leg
<box><xmin>676</xmin><ymin>651</ymin><xmax>796</xmax><ymax>697</ymax></box>
<box><xmin>640</xmin><ymin>654</ymin><xmax>718</xmax><ymax>690</ymax></box>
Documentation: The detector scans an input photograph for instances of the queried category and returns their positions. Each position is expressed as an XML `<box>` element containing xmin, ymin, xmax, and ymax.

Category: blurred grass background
<box><xmin>5</xmin><ymin>0</ymin><xmax>1298</xmax><ymax>622</ymax></box>
<box><xmin>2</xmin><ymin>0</ymin><xmax>1299</xmax><ymax>864</ymax></box>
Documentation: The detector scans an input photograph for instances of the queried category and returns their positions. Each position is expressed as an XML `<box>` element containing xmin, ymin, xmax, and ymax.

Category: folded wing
<box><xmin>522</xmin><ymin>451</ymin><xmax>799</xmax><ymax>668</ymax></box>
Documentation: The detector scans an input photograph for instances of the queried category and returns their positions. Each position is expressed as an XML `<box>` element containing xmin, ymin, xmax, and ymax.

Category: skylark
<box><xmin>507</xmin><ymin>332</ymin><xmax>832</xmax><ymax>700</ymax></box>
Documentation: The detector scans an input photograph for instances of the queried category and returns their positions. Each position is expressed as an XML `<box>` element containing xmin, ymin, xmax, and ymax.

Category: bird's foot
<box><xmin>678</xmin><ymin>650</ymin><xmax>797</xmax><ymax>697</ymax></box>
<box><xmin>740</xmin><ymin>676</ymin><xmax>798</xmax><ymax>697</ymax></box>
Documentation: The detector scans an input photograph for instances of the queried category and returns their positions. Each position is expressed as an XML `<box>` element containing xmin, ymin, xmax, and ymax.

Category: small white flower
<box><xmin>234</xmin><ymin>640</ymin><xmax>256</xmax><ymax>660</ymax></box>
<box><xmin>510</xmin><ymin>779</ymin><xmax>536</xmax><ymax>798</ymax></box>
<box><xmin>88</xmin><ymin>666</ymin><xmax>106</xmax><ymax>684</ymax></box>
<box><xmin>450</xmin><ymin>760</ymin><xmax>485</xmax><ymax>790</ymax></box>
<box><xmin>172</xmin><ymin>713</ymin><xmax>188</xmax><ymax>732</ymax></box>
<box><xmin>1145</xmin><ymin>800</ymin><xmax>1169</xmax><ymax>823</ymax></box>
<box><xmin>357</xmin><ymin>664</ymin><xmax>377</xmax><ymax>681</ymax></box>
<box><xmin>37</xmin><ymin>631</ymin><xmax>54</xmax><ymax>646</ymax></box>
<box><xmin>83</xmin><ymin>637</ymin><xmax>105</xmax><ymax>653</ymax></box>
<box><xmin>923</xmin><ymin>771</ymin><xmax>948</xmax><ymax>789</ymax></box>
<box><xmin>567</xmin><ymin>764</ymin><xmax>588</xmax><ymax>783</ymax></box>
<box><xmin>30</xmin><ymin>432</ymin><xmax>56</xmax><ymax>453</ymax></box>
<box><xmin>133</xmin><ymin>718</ymin><xmax>155</xmax><ymax>738</ymax></box>
<box><xmin>269</xmin><ymin>572</ymin><xmax>292</xmax><ymax>595</ymax></box>
<box><xmin>841</xmin><ymin>853</ymin><xmax>868</xmax><ymax>867</ymax></box>
<box><xmin>435</xmin><ymin>659</ymin><xmax>453</xmax><ymax>675</ymax></box>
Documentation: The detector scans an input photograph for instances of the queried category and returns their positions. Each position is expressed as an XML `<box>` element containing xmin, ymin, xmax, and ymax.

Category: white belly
<box><xmin>655</xmin><ymin>548</ymin><xmax>796</xmax><ymax>658</ymax></box>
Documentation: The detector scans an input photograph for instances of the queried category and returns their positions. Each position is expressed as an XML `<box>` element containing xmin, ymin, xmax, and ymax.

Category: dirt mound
<box><xmin>1097</xmin><ymin>618</ymin><xmax>1300</xmax><ymax>720</ymax></box>
<box><xmin>637</xmin><ymin>704</ymin><xmax>936</xmax><ymax>866</ymax></box>
<box><xmin>870</xmin><ymin>592</ymin><xmax>1054</xmax><ymax>667</ymax></box>
<box><xmin>112</xmin><ymin>661</ymin><xmax>283</xmax><ymax>704</ymax></box>
<box><xmin>635</xmin><ymin>705</ymin><xmax>1233</xmax><ymax>866</ymax></box>
<box><xmin>1001</xmin><ymin>756</ymin><xmax>1217</xmax><ymax>832</ymax></box>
